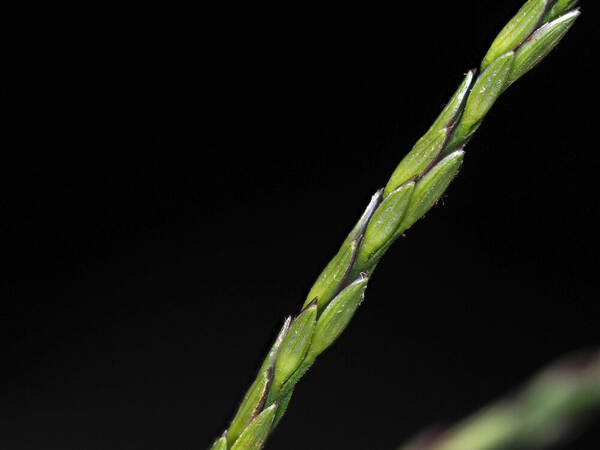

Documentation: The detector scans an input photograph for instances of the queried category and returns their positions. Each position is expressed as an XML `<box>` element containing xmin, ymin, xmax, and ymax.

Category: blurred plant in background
<box><xmin>400</xmin><ymin>350</ymin><xmax>600</xmax><ymax>450</ymax></box>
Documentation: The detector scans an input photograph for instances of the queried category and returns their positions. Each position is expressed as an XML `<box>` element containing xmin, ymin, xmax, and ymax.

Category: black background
<box><xmin>3</xmin><ymin>1</ymin><xmax>599</xmax><ymax>449</ymax></box>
